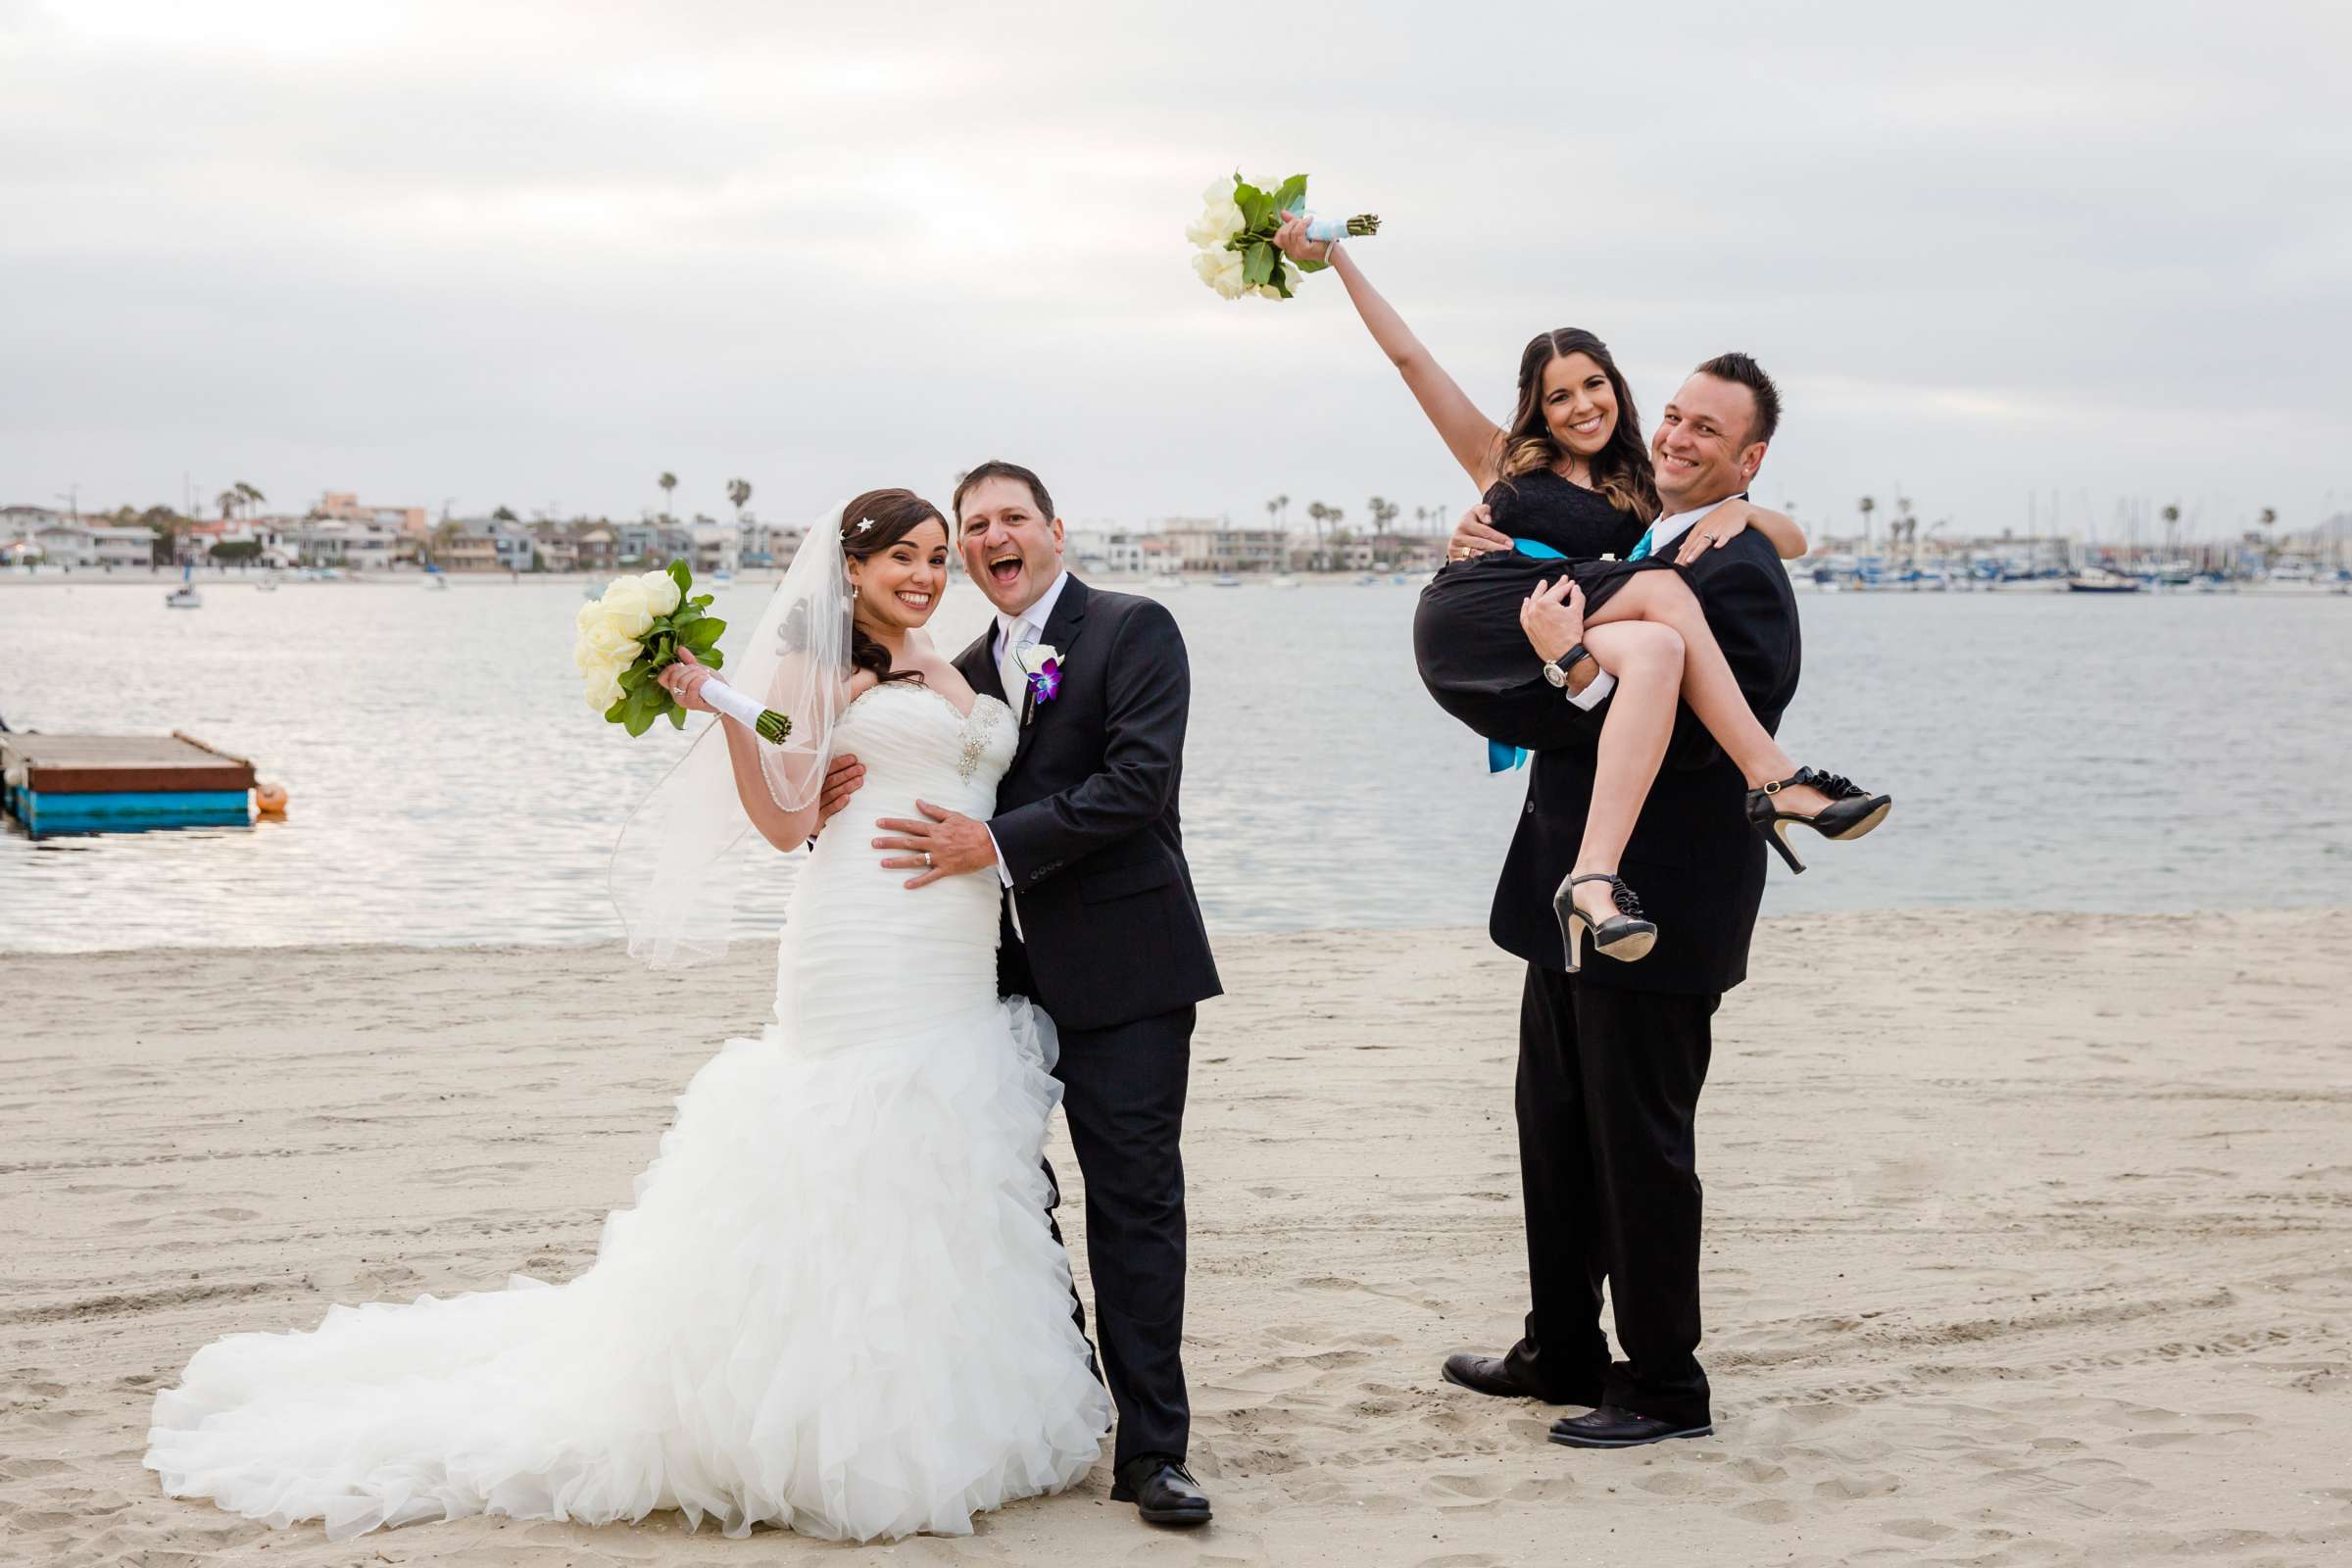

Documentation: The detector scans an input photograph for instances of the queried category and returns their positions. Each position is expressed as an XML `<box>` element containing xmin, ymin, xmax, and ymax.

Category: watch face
<box><xmin>1543</xmin><ymin>662</ymin><xmax>1566</xmax><ymax>688</ymax></box>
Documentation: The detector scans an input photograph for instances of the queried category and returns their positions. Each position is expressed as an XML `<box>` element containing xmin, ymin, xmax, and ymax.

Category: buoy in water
<box><xmin>254</xmin><ymin>781</ymin><xmax>289</xmax><ymax>818</ymax></box>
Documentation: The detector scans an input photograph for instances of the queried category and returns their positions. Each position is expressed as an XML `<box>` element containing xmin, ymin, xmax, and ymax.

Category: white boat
<box><xmin>2065</xmin><ymin>566</ymin><xmax>2142</xmax><ymax>595</ymax></box>
<box><xmin>423</xmin><ymin>571</ymin><xmax>450</xmax><ymax>591</ymax></box>
<box><xmin>1150</xmin><ymin>572</ymin><xmax>1186</xmax><ymax>589</ymax></box>
<box><xmin>167</xmin><ymin>563</ymin><xmax>201</xmax><ymax>608</ymax></box>
<box><xmin>1270</xmin><ymin>574</ymin><xmax>1302</xmax><ymax>589</ymax></box>
<box><xmin>1212</xmin><ymin>573</ymin><xmax>1241</xmax><ymax>588</ymax></box>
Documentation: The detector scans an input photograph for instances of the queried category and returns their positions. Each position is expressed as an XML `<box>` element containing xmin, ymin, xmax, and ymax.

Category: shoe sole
<box><xmin>1548</xmin><ymin>1423</ymin><xmax>1713</xmax><ymax>1449</ymax></box>
<box><xmin>1824</xmin><ymin>801</ymin><xmax>1891</xmax><ymax>841</ymax></box>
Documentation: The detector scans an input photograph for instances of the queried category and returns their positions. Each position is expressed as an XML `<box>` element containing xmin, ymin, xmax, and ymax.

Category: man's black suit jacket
<box><xmin>1489</xmin><ymin>529</ymin><xmax>1802</xmax><ymax>997</ymax></box>
<box><xmin>954</xmin><ymin>574</ymin><xmax>1222</xmax><ymax>1032</ymax></box>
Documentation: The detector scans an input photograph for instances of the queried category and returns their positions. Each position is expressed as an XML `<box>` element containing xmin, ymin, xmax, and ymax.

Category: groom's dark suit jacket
<box><xmin>1491</xmin><ymin>529</ymin><xmax>1802</xmax><ymax>997</ymax></box>
<box><xmin>955</xmin><ymin>574</ymin><xmax>1222</xmax><ymax>1031</ymax></box>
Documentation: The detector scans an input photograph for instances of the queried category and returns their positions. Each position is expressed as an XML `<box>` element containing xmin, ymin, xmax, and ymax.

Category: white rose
<box><xmin>600</xmin><ymin>576</ymin><xmax>653</xmax><ymax>637</ymax></box>
<box><xmin>639</xmin><ymin>568</ymin><xmax>681</xmax><ymax>617</ymax></box>
<box><xmin>1014</xmin><ymin>641</ymin><xmax>1059</xmax><ymax>675</ymax></box>
<box><xmin>1193</xmin><ymin>249</ymin><xmax>1248</xmax><ymax>300</ymax></box>
<box><xmin>582</xmin><ymin>665</ymin><xmax>625</xmax><ymax>711</ymax></box>
<box><xmin>1184</xmin><ymin>207</ymin><xmax>1225</xmax><ymax>249</ymax></box>
<box><xmin>574</xmin><ymin>611</ymin><xmax>641</xmax><ymax>670</ymax></box>
<box><xmin>1201</xmin><ymin>178</ymin><xmax>1234</xmax><ymax>207</ymax></box>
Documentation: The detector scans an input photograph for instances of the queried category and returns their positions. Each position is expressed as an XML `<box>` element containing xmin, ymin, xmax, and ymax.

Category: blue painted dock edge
<box><xmin>5</xmin><ymin>784</ymin><xmax>252</xmax><ymax>839</ymax></box>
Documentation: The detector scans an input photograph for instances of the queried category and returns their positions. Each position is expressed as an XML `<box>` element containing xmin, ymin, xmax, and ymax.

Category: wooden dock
<box><xmin>0</xmin><ymin>732</ymin><xmax>255</xmax><ymax>839</ymax></box>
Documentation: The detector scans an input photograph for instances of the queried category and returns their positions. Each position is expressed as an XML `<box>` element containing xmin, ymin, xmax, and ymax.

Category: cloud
<box><xmin>4</xmin><ymin>0</ymin><xmax>2345</xmax><ymax>535</ymax></box>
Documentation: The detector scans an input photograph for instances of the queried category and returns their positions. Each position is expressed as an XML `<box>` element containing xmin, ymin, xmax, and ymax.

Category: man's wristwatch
<box><xmin>1542</xmin><ymin>643</ymin><xmax>1591</xmax><ymax>690</ymax></box>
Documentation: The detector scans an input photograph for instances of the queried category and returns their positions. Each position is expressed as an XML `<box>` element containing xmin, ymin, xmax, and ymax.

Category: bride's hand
<box><xmin>659</xmin><ymin>648</ymin><xmax>719</xmax><ymax>713</ymax></box>
<box><xmin>1272</xmin><ymin>210</ymin><xmax>1336</xmax><ymax>265</ymax></box>
<box><xmin>1672</xmin><ymin>501</ymin><xmax>1754</xmax><ymax>564</ymax></box>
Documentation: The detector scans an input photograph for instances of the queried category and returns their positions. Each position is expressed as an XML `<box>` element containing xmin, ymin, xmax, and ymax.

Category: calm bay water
<box><xmin>2</xmin><ymin>576</ymin><xmax>2346</xmax><ymax>954</ymax></box>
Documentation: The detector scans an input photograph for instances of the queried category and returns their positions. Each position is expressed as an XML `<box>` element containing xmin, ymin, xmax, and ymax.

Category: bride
<box><xmin>144</xmin><ymin>488</ymin><xmax>1112</xmax><ymax>1543</ymax></box>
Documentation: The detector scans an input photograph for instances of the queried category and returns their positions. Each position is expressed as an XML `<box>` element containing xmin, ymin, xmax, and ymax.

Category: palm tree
<box><xmin>216</xmin><ymin>489</ymin><xmax>239</xmax><ymax>521</ymax></box>
<box><xmin>234</xmin><ymin>481</ymin><xmax>265</xmax><ymax>519</ymax></box>
<box><xmin>659</xmin><ymin>471</ymin><xmax>678</xmax><ymax>522</ymax></box>
<box><xmin>1857</xmin><ymin>495</ymin><xmax>1877</xmax><ymax>551</ymax></box>
<box><xmin>1367</xmin><ymin>496</ymin><xmax>1399</xmax><ymax>533</ymax></box>
<box><xmin>727</xmin><ymin>477</ymin><xmax>752</xmax><ymax>519</ymax></box>
<box><xmin>491</xmin><ymin>504</ymin><xmax>518</xmax><ymax>522</ymax></box>
<box><xmin>1273</xmin><ymin>493</ymin><xmax>1289</xmax><ymax>527</ymax></box>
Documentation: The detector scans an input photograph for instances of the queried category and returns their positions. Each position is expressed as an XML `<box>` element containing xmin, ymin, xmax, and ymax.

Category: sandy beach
<box><xmin>4</xmin><ymin>910</ymin><xmax>2346</xmax><ymax>1566</ymax></box>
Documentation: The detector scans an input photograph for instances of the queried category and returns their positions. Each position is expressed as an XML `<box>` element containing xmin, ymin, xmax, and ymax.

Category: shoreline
<box><xmin>6</xmin><ymin>908</ymin><xmax>2347</xmax><ymax>1564</ymax></box>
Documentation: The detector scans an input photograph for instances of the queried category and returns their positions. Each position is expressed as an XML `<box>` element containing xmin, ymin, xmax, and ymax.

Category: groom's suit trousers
<box><xmin>1505</xmin><ymin>965</ymin><xmax>1717</xmax><ymax>1429</ymax></box>
<box><xmin>1006</xmin><ymin>928</ymin><xmax>1195</xmax><ymax>1468</ymax></box>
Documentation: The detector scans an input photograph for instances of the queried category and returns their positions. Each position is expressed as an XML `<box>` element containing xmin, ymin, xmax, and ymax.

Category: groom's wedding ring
<box><xmin>923</xmin><ymin>852</ymin><xmax>933</xmax><ymax>868</ymax></box>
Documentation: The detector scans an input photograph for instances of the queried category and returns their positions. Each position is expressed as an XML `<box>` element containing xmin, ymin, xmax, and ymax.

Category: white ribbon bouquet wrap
<box><xmin>607</xmin><ymin>500</ymin><xmax>858</xmax><ymax>968</ymax></box>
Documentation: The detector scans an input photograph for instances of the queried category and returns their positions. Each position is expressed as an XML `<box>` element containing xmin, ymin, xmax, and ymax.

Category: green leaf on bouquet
<box><xmin>1232</xmin><ymin>175</ymin><xmax>1274</xmax><ymax>234</ymax></box>
<box><xmin>689</xmin><ymin>593</ymin><xmax>714</xmax><ymax>610</ymax></box>
<box><xmin>1266</xmin><ymin>260</ymin><xmax>1294</xmax><ymax>299</ymax></box>
<box><xmin>681</xmin><ymin>616</ymin><xmax>725</xmax><ymax>651</ymax></box>
<box><xmin>617</xmin><ymin>662</ymin><xmax>654</xmax><ymax>690</ymax></box>
<box><xmin>604</xmin><ymin>694</ymin><xmax>629</xmax><ymax>723</ymax></box>
<box><xmin>1243</xmin><ymin>241</ymin><xmax>1276</xmax><ymax>287</ymax></box>
<box><xmin>666</xmin><ymin>559</ymin><xmax>692</xmax><ymax>598</ymax></box>
<box><xmin>667</xmin><ymin>704</ymin><xmax>687</xmax><ymax>729</ymax></box>
<box><xmin>1296</xmin><ymin>252</ymin><xmax>1331</xmax><ymax>273</ymax></box>
<box><xmin>703</xmin><ymin>646</ymin><xmax>725</xmax><ymax>669</ymax></box>
<box><xmin>1273</xmin><ymin>172</ymin><xmax>1308</xmax><ymax>221</ymax></box>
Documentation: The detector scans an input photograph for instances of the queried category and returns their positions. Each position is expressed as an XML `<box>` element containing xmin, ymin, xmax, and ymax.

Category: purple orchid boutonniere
<box><xmin>1013</xmin><ymin>642</ymin><xmax>1062</xmax><ymax>719</ymax></box>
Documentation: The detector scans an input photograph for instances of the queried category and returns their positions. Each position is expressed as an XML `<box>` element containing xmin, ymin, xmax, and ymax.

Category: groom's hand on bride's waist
<box><xmin>873</xmin><ymin>800</ymin><xmax>999</xmax><ymax>889</ymax></box>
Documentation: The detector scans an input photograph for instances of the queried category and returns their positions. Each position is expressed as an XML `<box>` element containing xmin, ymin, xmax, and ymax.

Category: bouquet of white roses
<box><xmin>573</xmin><ymin>561</ymin><xmax>789</xmax><ymax>741</ymax></box>
<box><xmin>1187</xmin><ymin>172</ymin><xmax>1378</xmax><ymax>301</ymax></box>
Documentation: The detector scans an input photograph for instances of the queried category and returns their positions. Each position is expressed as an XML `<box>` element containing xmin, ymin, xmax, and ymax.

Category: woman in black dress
<box><xmin>1271</xmin><ymin>215</ymin><xmax>1887</xmax><ymax>966</ymax></box>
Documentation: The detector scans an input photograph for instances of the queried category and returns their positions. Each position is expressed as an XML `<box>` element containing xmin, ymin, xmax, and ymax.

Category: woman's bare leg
<box><xmin>1568</xmin><ymin>621</ymin><xmax>1683</xmax><ymax>925</ymax></box>
<box><xmin>1582</xmin><ymin>571</ymin><xmax>1835</xmax><ymax>815</ymax></box>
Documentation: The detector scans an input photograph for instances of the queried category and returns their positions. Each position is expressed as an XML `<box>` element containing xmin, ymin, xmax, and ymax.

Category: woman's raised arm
<box><xmin>663</xmin><ymin>649</ymin><xmax>820</xmax><ymax>852</ymax></box>
<box><xmin>1273</xmin><ymin>211</ymin><xmax>1502</xmax><ymax>489</ymax></box>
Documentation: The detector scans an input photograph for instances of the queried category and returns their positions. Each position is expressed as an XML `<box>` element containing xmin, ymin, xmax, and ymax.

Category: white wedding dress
<box><xmin>146</xmin><ymin>684</ymin><xmax>1111</xmax><ymax>1543</ymax></box>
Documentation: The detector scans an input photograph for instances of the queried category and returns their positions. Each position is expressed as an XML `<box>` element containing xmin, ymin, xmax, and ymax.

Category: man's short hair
<box><xmin>952</xmin><ymin>460</ymin><xmax>1055</xmax><ymax>524</ymax></box>
<box><xmin>1692</xmin><ymin>352</ymin><xmax>1781</xmax><ymax>447</ymax></box>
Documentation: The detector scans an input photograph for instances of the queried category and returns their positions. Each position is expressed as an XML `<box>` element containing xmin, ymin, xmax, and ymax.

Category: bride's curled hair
<box><xmin>841</xmin><ymin>487</ymin><xmax>948</xmax><ymax>686</ymax></box>
<box><xmin>1496</xmin><ymin>328</ymin><xmax>1660</xmax><ymax>524</ymax></box>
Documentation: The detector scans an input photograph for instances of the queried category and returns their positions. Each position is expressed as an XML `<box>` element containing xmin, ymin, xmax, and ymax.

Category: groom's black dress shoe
<box><xmin>1110</xmin><ymin>1454</ymin><xmax>1212</xmax><ymax>1526</ymax></box>
<box><xmin>1547</xmin><ymin>1404</ymin><xmax>1713</xmax><ymax>1449</ymax></box>
<box><xmin>1441</xmin><ymin>1352</ymin><xmax>1600</xmax><ymax>1407</ymax></box>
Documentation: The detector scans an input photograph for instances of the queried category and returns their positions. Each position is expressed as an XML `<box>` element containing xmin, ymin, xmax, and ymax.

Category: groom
<box><xmin>818</xmin><ymin>461</ymin><xmax>1221</xmax><ymax>1527</ymax></box>
<box><xmin>1442</xmin><ymin>355</ymin><xmax>1801</xmax><ymax>1448</ymax></box>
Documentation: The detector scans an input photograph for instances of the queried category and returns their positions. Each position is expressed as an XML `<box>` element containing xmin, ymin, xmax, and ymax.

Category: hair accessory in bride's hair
<box><xmin>845</xmin><ymin>516</ymin><xmax>876</xmax><ymax>537</ymax></box>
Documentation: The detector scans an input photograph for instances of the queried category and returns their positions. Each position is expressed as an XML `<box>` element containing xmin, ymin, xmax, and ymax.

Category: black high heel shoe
<box><xmin>1745</xmin><ymin>767</ymin><xmax>1891</xmax><ymax>873</ymax></box>
<box><xmin>1553</xmin><ymin>873</ymin><xmax>1657</xmax><ymax>973</ymax></box>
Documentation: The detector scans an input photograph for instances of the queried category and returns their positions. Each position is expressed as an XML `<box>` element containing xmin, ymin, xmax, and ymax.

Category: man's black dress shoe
<box><xmin>1110</xmin><ymin>1455</ymin><xmax>1212</xmax><ymax>1526</ymax></box>
<box><xmin>1547</xmin><ymin>1404</ymin><xmax>1713</xmax><ymax>1448</ymax></box>
<box><xmin>1441</xmin><ymin>1352</ymin><xmax>1600</xmax><ymax>1407</ymax></box>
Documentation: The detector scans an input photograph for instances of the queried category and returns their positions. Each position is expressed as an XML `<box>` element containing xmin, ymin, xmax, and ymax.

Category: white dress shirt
<box><xmin>986</xmin><ymin>568</ymin><xmax>1069</xmax><ymax>894</ymax></box>
<box><xmin>1563</xmin><ymin>498</ymin><xmax>1736</xmax><ymax>710</ymax></box>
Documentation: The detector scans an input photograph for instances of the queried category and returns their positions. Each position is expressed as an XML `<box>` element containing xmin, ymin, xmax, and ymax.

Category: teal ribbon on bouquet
<box><xmin>1488</xmin><ymin>538</ymin><xmax>1571</xmax><ymax>774</ymax></box>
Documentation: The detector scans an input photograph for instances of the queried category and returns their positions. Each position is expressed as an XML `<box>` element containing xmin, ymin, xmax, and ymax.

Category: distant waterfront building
<box><xmin>690</xmin><ymin>522</ymin><xmax>737</xmax><ymax>575</ymax></box>
<box><xmin>28</xmin><ymin>522</ymin><xmax>156</xmax><ymax>567</ymax></box>
<box><xmin>295</xmin><ymin>517</ymin><xmax>401</xmax><ymax>570</ymax></box>
<box><xmin>738</xmin><ymin>519</ymin><xmax>799</xmax><ymax>567</ymax></box>
<box><xmin>1155</xmin><ymin>523</ymin><xmax>1291</xmax><ymax>573</ymax></box>
<box><xmin>436</xmin><ymin>519</ymin><xmax>540</xmax><ymax>571</ymax></box>
<box><xmin>318</xmin><ymin>491</ymin><xmax>429</xmax><ymax>535</ymax></box>
<box><xmin>616</xmin><ymin>522</ymin><xmax>693</xmax><ymax>564</ymax></box>
<box><xmin>575</xmin><ymin>526</ymin><xmax>617</xmax><ymax>571</ymax></box>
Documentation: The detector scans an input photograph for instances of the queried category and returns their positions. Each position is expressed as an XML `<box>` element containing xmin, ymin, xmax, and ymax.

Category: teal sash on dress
<box><xmin>1488</xmin><ymin>538</ymin><xmax>1571</xmax><ymax>774</ymax></box>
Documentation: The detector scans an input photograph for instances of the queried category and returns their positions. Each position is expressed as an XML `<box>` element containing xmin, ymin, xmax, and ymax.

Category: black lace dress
<box><xmin>1412</xmin><ymin>468</ymin><xmax>1668</xmax><ymax>746</ymax></box>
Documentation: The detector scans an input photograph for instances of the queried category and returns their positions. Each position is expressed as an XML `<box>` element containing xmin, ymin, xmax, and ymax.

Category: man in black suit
<box><xmin>1438</xmin><ymin>356</ymin><xmax>1801</xmax><ymax>1449</ymax></box>
<box><xmin>816</xmin><ymin>461</ymin><xmax>1221</xmax><ymax>1526</ymax></box>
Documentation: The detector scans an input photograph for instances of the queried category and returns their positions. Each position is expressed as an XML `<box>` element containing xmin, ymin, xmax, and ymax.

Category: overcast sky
<box><xmin>5</xmin><ymin>0</ymin><xmax>2343</xmax><ymax>542</ymax></box>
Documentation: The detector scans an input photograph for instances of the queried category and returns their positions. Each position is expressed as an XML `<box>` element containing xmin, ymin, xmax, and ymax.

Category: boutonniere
<box><xmin>1013</xmin><ymin>642</ymin><xmax>1062</xmax><ymax>713</ymax></box>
